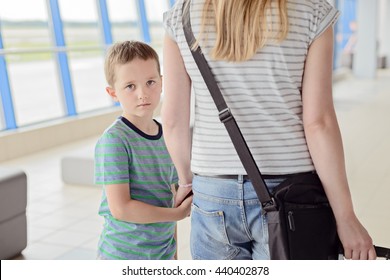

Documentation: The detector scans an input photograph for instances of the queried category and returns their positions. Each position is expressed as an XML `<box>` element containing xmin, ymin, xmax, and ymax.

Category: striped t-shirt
<box><xmin>163</xmin><ymin>0</ymin><xmax>339</xmax><ymax>175</ymax></box>
<box><xmin>95</xmin><ymin>117</ymin><xmax>178</xmax><ymax>260</ymax></box>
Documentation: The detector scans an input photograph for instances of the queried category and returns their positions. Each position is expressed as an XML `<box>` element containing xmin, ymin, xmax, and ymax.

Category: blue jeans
<box><xmin>190</xmin><ymin>175</ymin><xmax>285</xmax><ymax>260</ymax></box>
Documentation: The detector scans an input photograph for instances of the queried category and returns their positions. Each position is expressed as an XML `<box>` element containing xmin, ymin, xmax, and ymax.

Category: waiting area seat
<box><xmin>0</xmin><ymin>167</ymin><xmax>27</xmax><ymax>259</ymax></box>
<box><xmin>61</xmin><ymin>145</ymin><xmax>95</xmax><ymax>186</ymax></box>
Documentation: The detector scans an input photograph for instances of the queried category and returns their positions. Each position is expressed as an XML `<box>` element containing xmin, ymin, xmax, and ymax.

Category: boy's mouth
<box><xmin>137</xmin><ymin>103</ymin><xmax>151</xmax><ymax>107</ymax></box>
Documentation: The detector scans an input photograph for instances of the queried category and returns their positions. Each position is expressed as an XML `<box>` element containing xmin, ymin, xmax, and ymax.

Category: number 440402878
<box><xmin>214</xmin><ymin>266</ymin><xmax>270</xmax><ymax>276</ymax></box>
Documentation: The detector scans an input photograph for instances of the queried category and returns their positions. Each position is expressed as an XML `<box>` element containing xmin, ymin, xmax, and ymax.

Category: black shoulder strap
<box><xmin>181</xmin><ymin>0</ymin><xmax>274</xmax><ymax>207</ymax></box>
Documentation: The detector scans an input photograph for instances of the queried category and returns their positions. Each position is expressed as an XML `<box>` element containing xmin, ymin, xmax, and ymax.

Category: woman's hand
<box><xmin>337</xmin><ymin>214</ymin><xmax>377</xmax><ymax>260</ymax></box>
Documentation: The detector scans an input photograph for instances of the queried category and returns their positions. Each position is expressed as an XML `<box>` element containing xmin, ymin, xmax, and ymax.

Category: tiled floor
<box><xmin>2</xmin><ymin>69</ymin><xmax>390</xmax><ymax>260</ymax></box>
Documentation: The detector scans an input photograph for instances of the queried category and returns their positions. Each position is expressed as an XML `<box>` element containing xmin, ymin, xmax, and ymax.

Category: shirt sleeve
<box><xmin>94</xmin><ymin>132</ymin><xmax>130</xmax><ymax>185</ymax></box>
<box><xmin>309</xmin><ymin>0</ymin><xmax>340</xmax><ymax>45</ymax></box>
<box><xmin>163</xmin><ymin>0</ymin><xmax>185</xmax><ymax>41</ymax></box>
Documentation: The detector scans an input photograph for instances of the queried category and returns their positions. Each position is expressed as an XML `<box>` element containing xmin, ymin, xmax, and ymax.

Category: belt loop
<box><xmin>238</xmin><ymin>175</ymin><xmax>244</xmax><ymax>183</ymax></box>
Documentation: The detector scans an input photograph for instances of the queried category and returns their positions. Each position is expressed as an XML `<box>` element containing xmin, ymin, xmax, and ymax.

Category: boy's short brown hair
<box><xmin>104</xmin><ymin>40</ymin><xmax>161</xmax><ymax>87</ymax></box>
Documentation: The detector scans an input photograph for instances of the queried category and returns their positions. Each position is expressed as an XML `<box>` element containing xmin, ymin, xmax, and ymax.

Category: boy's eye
<box><xmin>126</xmin><ymin>84</ymin><xmax>135</xmax><ymax>90</ymax></box>
<box><xmin>147</xmin><ymin>80</ymin><xmax>156</xmax><ymax>86</ymax></box>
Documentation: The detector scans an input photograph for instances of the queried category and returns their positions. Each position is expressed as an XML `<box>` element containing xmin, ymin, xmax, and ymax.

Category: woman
<box><xmin>162</xmin><ymin>0</ymin><xmax>376</xmax><ymax>260</ymax></box>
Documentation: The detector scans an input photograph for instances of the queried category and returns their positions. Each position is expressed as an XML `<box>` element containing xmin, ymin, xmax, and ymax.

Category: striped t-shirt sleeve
<box><xmin>95</xmin><ymin>132</ymin><xmax>130</xmax><ymax>185</ymax></box>
<box><xmin>309</xmin><ymin>0</ymin><xmax>340</xmax><ymax>44</ymax></box>
<box><xmin>163</xmin><ymin>0</ymin><xmax>183</xmax><ymax>40</ymax></box>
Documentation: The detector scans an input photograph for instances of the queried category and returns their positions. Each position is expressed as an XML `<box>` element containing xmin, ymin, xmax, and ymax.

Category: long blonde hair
<box><xmin>197</xmin><ymin>0</ymin><xmax>289</xmax><ymax>62</ymax></box>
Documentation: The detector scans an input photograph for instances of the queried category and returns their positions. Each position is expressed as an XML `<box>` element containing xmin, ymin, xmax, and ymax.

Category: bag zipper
<box><xmin>288</xmin><ymin>211</ymin><xmax>295</xmax><ymax>231</ymax></box>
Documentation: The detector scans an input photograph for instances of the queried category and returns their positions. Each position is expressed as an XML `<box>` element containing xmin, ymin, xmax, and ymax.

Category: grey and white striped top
<box><xmin>163</xmin><ymin>0</ymin><xmax>339</xmax><ymax>175</ymax></box>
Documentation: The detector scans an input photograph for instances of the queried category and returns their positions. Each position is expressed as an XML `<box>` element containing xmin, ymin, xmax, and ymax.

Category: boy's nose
<box><xmin>138</xmin><ymin>88</ymin><xmax>149</xmax><ymax>100</ymax></box>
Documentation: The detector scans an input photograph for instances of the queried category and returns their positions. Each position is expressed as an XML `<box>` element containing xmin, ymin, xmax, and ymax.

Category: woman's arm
<box><xmin>302</xmin><ymin>26</ymin><xmax>376</xmax><ymax>260</ymax></box>
<box><xmin>105</xmin><ymin>183</ymin><xmax>192</xmax><ymax>223</ymax></box>
<box><xmin>161</xmin><ymin>34</ymin><xmax>193</xmax><ymax>206</ymax></box>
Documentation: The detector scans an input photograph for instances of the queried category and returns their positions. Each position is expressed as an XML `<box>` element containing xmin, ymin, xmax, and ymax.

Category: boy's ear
<box><xmin>106</xmin><ymin>86</ymin><xmax>118</xmax><ymax>101</ymax></box>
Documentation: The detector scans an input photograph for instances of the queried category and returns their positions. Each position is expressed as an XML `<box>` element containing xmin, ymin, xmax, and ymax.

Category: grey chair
<box><xmin>0</xmin><ymin>167</ymin><xmax>27</xmax><ymax>259</ymax></box>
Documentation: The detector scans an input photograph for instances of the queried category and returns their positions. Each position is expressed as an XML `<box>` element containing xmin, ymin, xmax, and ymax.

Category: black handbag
<box><xmin>265</xmin><ymin>172</ymin><xmax>339</xmax><ymax>259</ymax></box>
<box><xmin>181</xmin><ymin>0</ymin><xmax>390</xmax><ymax>260</ymax></box>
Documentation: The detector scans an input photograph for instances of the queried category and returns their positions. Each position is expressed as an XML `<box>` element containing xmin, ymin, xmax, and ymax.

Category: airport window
<box><xmin>59</xmin><ymin>0</ymin><xmax>113</xmax><ymax>113</ymax></box>
<box><xmin>6</xmin><ymin>52</ymin><xmax>65</xmax><ymax>126</ymax></box>
<box><xmin>107</xmin><ymin>0</ymin><xmax>141</xmax><ymax>43</ymax></box>
<box><xmin>145</xmin><ymin>0</ymin><xmax>171</xmax><ymax>52</ymax></box>
<box><xmin>0</xmin><ymin>0</ymin><xmax>65</xmax><ymax>127</ymax></box>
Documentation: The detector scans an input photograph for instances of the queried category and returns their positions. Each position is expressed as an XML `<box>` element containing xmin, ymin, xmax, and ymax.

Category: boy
<box><xmin>95</xmin><ymin>41</ymin><xmax>192</xmax><ymax>260</ymax></box>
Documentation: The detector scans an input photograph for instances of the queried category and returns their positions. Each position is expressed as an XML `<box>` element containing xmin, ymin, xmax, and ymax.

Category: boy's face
<box><xmin>106</xmin><ymin>58</ymin><xmax>162</xmax><ymax>122</ymax></box>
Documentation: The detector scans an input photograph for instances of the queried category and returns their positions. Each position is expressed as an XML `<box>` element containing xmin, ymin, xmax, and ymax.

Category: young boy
<box><xmin>95</xmin><ymin>41</ymin><xmax>192</xmax><ymax>260</ymax></box>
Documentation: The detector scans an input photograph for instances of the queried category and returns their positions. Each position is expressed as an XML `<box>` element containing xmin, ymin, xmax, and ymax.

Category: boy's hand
<box><xmin>174</xmin><ymin>186</ymin><xmax>192</xmax><ymax>207</ymax></box>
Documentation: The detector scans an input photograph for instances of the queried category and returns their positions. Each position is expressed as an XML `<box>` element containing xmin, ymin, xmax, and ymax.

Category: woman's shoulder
<box><xmin>288</xmin><ymin>0</ymin><xmax>335</xmax><ymax>13</ymax></box>
<box><xmin>163</xmin><ymin>0</ymin><xmax>186</xmax><ymax>32</ymax></box>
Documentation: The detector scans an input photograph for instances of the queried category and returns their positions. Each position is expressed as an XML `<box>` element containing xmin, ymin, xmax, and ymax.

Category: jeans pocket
<box><xmin>190</xmin><ymin>203</ymin><xmax>239</xmax><ymax>260</ymax></box>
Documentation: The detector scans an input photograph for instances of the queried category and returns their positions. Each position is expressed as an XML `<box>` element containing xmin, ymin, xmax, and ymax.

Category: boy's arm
<box><xmin>105</xmin><ymin>183</ymin><xmax>192</xmax><ymax>224</ymax></box>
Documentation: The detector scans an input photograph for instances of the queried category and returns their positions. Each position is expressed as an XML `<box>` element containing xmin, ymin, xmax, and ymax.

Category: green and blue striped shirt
<box><xmin>95</xmin><ymin>117</ymin><xmax>178</xmax><ymax>260</ymax></box>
